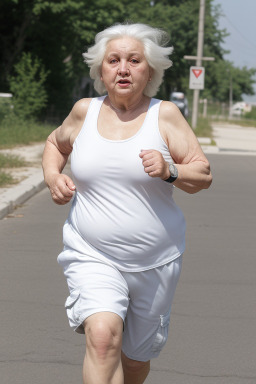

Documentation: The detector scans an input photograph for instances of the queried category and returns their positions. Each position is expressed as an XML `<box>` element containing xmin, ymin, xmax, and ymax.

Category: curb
<box><xmin>0</xmin><ymin>170</ymin><xmax>46</xmax><ymax>219</ymax></box>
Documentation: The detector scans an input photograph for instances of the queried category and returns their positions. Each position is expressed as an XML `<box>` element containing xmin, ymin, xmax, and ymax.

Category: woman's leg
<box><xmin>121</xmin><ymin>352</ymin><xmax>150</xmax><ymax>384</ymax></box>
<box><xmin>83</xmin><ymin>312</ymin><xmax>124</xmax><ymax>384</ymax></box>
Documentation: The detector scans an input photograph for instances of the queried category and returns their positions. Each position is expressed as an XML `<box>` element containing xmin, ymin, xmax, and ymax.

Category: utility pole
<box><xmin>192</xmin><ymin>0</ymin><xmax>205</xmax><ymax>129</ymax></box>
<box><xmin>184</xmin><ymin>0</ymin><xmax>214</xmax><ymax>129</ymax></box>
<box><xmin>229</xmin><ymin>74</ymin><xmax>233</xmax><ymax>119</ymax></box>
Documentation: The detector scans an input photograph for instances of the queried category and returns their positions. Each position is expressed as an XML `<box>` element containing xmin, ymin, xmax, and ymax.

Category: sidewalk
<box><xmin>0</xmin><ymin>123</ymin><xmax>256</xmax><ymax>219</ymax></box>
<box><xmin>0</xmin><ymin>144</ymin><xmax>45</xmax><ymax>219</ymax></box>
<box><xmin>209</xmin><ymin>122</ymin><xmax>256</xmax><ymax>155</ymax></box>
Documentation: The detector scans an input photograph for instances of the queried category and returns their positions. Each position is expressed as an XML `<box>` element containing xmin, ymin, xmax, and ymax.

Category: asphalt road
<box><xmin>1</xmin><ymin>154</ymin><xmax>256</xmax><ymax>384</ymax></box>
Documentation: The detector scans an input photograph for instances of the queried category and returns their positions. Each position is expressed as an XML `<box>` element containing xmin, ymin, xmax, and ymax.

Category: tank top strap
<box><xmin>73</xmin><ymin>96</ymin><xmax>106</xmax><ymax>145</ymax></box>
<box><xmin>84</xmin><ymin>96</ymin><xmax>106</xmax><ymax>132</ymax></box>
<box><xmin>141</xmin><ymin>98</ymin><xmax>162</xmax><ymax>137</ymax></box>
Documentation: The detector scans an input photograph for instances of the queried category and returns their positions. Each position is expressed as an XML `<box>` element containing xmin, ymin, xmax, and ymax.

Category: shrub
<box><xmin>8</xmin><ymin>52</ymin><xmax>49</xmax><ymax>120</ymax></box>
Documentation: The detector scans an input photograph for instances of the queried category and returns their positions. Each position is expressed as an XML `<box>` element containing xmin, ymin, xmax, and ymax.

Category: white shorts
<box><xmin>58</xmin><ymin>249</ymin><xmax>182</xmax><ymax>362</ymax></box>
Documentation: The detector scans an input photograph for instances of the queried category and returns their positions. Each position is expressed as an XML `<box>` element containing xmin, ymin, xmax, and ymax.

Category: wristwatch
<box><xmin>164</xmin><ymin>163</ymin><xmax>178</xmax><ymax>183</ymax></box>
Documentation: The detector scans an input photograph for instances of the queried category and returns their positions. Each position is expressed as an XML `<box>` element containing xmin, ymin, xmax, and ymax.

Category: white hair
<box><xmin>83</xmin><ymin>23</ymin><xmax>173</xmax><ymax>97</ymax></box>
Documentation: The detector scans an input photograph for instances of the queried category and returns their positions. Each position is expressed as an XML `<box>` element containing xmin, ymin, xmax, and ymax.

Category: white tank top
<box><xmin>63</xmin><ymin>96</ymin><xmax>186</xmax><ymax>272</ymax></box>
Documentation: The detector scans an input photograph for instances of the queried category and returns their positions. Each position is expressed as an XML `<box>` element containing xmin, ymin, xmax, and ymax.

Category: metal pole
<box><xmin>203</xmin><ymin>98</ymin><xmax>207</xmax><ymax>118</ymax></box>
<box><xmin>229</xmin><ymin>75</ymin><xmax>233</xmax><ymax>119</ymax></box>
<box><xmin>192</xmin><ymin>0</ymin><xmax>205</xmax><ymax>129</ymax></box>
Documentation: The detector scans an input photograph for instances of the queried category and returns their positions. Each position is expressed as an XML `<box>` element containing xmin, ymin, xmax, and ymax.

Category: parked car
<box><xmin>170</xmin><ymin>92</ymin><xmax>189</xmax><ymax>119</ymax></box>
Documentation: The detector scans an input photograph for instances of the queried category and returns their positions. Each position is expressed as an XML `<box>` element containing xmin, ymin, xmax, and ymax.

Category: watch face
<box><xmin>169</xmin><ymin>163</ymin><xmax>178</xmax><ymax>178</ymax></box>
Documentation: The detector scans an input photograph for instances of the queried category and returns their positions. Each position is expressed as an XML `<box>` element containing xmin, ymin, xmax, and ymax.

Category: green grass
<box><xmin>0</xmin><ymin>114</ymin><xmax>48</xmax><ymax>186</ymax></box>
<box><xmin>187</xmin><ymin>116</ymin><xmax>213</xmax><ymax>137</ymax></box>
<box><xmin>0</xmin><ymin>153</ymin><xmax>27</xmax><ymax>168</ymax></box>
<box><xmin>0</xmin><ymin>153</ymin><xmax>26</xmax><ymax>187</ymax></box>
<box><xmin>194</xmin><ymin>117</ymin><xmax>213</xmax><ymax>138</ymax></box>
<box><xmin>0</xmin><ymin>171</ymin><xmax>16</xmax><ymax>187</ymax></box>
<box><xmin>0</xmin><ymin>114</ymin><xmax>54</xmax><ymax>149</ymax></box>
<box><xmin>187</xmin><ymin>116</ymin><xmax>216</xmax><ymax>145</ymax></box>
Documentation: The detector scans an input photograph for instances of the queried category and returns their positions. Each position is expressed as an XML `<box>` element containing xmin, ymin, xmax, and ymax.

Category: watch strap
<box><xmin>164</xmin><ymin>174</ymin><xmax>178</xmax><ymax>183</ymax></box>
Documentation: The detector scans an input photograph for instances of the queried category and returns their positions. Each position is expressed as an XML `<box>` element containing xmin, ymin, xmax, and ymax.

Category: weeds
<box><xmin>0</xmin><ymin>114</ymin><xmax>54</xmax><ymax>149</ymax></box>
<box><xmin>0</xmin><ymin>153</ymin><xmax>27</xmax><ymax>168</ymax></box>
<box><xmin>0</xmin><ymin>171</ymin><xmax>16</xmax><ymax>187</ymax></box>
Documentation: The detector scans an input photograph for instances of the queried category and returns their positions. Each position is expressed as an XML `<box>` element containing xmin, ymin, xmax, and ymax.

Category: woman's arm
<box><xmin>140</xmin><ymin>101</ymin><xmax>212</xmax><ymax>194</ymax></box>
<box><xmin>42</xmin><ymin>98</ymin><xmax>91</xmax><ymax>204</ymax></box>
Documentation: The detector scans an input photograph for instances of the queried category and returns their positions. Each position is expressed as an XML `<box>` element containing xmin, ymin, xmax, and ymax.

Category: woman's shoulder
<box><xmin>159</xmin><ymin>100</ymin><xmax>182</xmax><ymax>117</ymax></box>
<box><xmin>71</xmin><ymin>98</ymin><xmax>93</xmax><ymax>122</ymax></box>
<box><xmin>158</xmin><ymin>100</ymin><xmax>190</xmax><ymax>145</ymax></box>
<box><xmin>60</xmin><ymin>98</ymin><xmax>93</xmax><ymax>148</ymax></box>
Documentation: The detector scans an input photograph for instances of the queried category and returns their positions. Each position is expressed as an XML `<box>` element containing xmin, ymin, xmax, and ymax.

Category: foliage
<box><xmin>0</xmin><ymin>0</ymin><xmax>255</xmax><ymax>119</ymax></box>
<box><xmin>8</xmin><ymin>52</ymin><xmax>49</xmax><ymax>119</ymax></box>
<box><xmin>202</xmin><ymin>60</ymin><xmax>256</xmax><ymax>102</ymax></box>
<box><xmin>0</xmin><ymin>97</ymin><xmax>13</xmax><ymax>122</ymax></box>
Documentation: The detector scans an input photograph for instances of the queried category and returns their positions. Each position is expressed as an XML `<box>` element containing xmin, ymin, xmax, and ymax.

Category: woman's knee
<box><xmin>84</xmin><ymin>313</ymin><xmax>123</xmax><ymax>360</ymax></box>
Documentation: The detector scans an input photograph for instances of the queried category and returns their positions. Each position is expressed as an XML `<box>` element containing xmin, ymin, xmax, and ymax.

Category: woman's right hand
<box><xmin>47</xmin><ymin>173</ymin><xmax>76</xmax><ymax>205</ymax></box>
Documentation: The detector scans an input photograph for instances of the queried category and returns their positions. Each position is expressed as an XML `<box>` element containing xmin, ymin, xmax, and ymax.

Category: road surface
<box><xmin>0</xmin><ymin>153</ymin><xmax>256</xmax><ymax>384</ymax></box>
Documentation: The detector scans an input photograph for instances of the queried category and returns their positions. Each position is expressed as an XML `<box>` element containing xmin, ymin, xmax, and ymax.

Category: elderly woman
<box><xmin>42</xmin><ymin>23</ymin><xmax>212</xmax><ymax>384</ymax></box>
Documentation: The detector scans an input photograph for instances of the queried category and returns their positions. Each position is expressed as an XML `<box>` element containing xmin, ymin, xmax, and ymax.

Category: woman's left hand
<box><xmin>139</xmin><ymin>149</ymin><xmax>170</xmax><ymax>180</ymax></box>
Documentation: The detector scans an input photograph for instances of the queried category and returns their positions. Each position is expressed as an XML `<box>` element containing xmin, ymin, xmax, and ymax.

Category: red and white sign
<box><xmin>189</xmin><ymin>66</ymin><xmax>205</xmax><ymax>90</ymax></box>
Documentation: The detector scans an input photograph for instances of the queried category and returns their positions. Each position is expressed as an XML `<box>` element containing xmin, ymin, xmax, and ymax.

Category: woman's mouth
<box><xmin>117</xmin><ymin>79</ymin><xmax>131</xmax><ymax>87</ymax></box>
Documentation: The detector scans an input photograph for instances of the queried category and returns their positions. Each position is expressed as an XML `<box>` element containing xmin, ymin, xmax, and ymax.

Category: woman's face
<box><xmin>101</xmin><ymin>37</ymin><xmax>152</xmax><ymax>98</ymax></box>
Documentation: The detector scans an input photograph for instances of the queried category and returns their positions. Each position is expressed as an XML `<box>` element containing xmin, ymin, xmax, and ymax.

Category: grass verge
<box><xmin>193</xmin><ymin>117</ymin><xmax>213</xmax><ymax>138</ymax></box>
<box><xmin>0</xmin><ymin>153</ymin><xmax>27</xmax><ymax>187</ymax></box>
<box><xmin>187</xmin><ymin>116</ymin><xmax>216</xmax><ymax>143</ymax></box>
<box><xmin>0</xmin><ymin>171</ymin><xmax>16</xmax><ymax>187</ymax></box>
<box><xmin>0</xmin><ymin>115</ymin><xmax>54</xmax><ymax>149</ymax></box>
<box><xmin>0</xmin><ymin>153</ymin><xmax>27</xmax><ymax>168</ymax></box>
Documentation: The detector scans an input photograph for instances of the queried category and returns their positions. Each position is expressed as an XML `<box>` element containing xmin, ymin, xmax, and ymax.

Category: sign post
<box><xmin>183</xmin><ymin>0</ymin><xmax>214</xmax><ymax>129</ymax></box>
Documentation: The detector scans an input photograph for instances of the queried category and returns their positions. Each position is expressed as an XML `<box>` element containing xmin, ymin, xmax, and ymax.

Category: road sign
<box><xmin>189</xmin><ymin>66</ymin><xmax>205</xmax><ymax>90</ymax></box>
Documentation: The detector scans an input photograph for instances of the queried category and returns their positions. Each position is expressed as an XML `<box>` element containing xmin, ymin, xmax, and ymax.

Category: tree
<box><xmin>9</xmin><ymin>52</ymin><xmax>49</xmax><ymax>119</ymax></box>
<box><xmin>0</xmin><ymin>0</ymin><xmax>255</xmax><ymax>120</ymax></box>
<box><xmin>203</xmin><ymin>60</ymin><xmax>256</xmax><ymax>102</ymax></box>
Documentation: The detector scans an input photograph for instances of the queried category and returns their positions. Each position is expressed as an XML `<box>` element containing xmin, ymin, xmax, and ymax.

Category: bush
<box><xmin>0</xmin><ymin>97</ymin><xmax>13</xmax><ymax>122</ymax></box>
<box><xmin>8</xmin><ymin>52</ymin><xmax>49</xmax><ymax>120</ymax></box>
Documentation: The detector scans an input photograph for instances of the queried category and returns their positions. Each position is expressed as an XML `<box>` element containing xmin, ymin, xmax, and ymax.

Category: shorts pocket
<box><xmin>151</xmin><ymin>310</ymin><xmax>171</xmax><ymax>353</ymax></box>
<box><xmin>64</xmin><ymin>288</ymin><xmax>81</xmax><ymax>328</ymax></box>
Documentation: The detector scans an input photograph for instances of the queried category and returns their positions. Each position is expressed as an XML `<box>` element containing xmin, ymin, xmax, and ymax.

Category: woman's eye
<box><xmin>110</xmin><ymin>59</ymin><xmax>118</xmax><ymax>64</ymax></box>
<box><xmin>130</xmin><ymin>59</ymin><xmax>139</xmax><ymax>64</ymax></box>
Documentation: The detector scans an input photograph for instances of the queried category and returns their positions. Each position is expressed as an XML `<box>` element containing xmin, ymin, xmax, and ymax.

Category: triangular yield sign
<box><xmin>192</xmin><ymin>69</ymin><xmax>203</xmax><ymax>78</ymax></box>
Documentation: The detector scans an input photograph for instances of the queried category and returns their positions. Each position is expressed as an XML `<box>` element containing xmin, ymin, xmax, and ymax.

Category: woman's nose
<box><xmin>118</xmin><ymin>61</ymin><xmax>130</xmax><ymax>76</ymax></box>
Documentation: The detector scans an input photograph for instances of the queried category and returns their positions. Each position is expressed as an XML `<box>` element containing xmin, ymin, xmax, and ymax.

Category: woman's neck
<box><xmin>107</xmin><ymin>94</ymin><xmax>149</xmax><ymax>114</ymax></box>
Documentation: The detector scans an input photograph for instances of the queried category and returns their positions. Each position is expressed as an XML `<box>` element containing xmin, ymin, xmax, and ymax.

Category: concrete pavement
<box><xmin>0</xmin><ymin>123</ymin><xmax>255</xmax><ymax>220</ymax></box>
<box><xmin>0</xmin><ymin>144</ymin><xmax>45</xmax><ymax>219</ymax></box>
<box><xmin>210</xmin><ymin>123</ymin><xmax>256</xmax><ymax>155</ymax></box>
<box><xmin>0</xmin><ymin>153</ymin><xmax>255</xmax><ymax>383</ymax></box>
